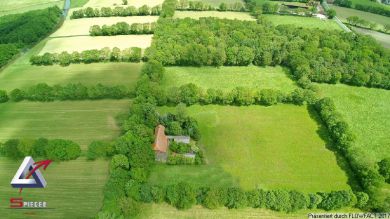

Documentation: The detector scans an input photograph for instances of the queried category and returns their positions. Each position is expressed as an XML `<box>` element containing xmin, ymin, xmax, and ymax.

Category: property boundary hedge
<box><xmin>90</xmin><ymin>22</ymin><xmax>156</xmax><ymax>36</ymax></box>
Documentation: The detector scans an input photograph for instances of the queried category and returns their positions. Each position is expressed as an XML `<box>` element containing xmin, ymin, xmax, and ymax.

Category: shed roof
<box><xmin>152</xmin><ymin>125</ymin><xmax>169</xmax><ymax>153</ymax></box>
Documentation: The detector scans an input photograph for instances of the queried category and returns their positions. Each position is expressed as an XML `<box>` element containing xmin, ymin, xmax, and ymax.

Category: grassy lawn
<box><xmin>174</xmin><ymin>11</ymin><xmax>255</xmax><ymax>20</ymax></box>
<box><xmin>149</xmin><ymin>164</ymin><xmax>239</xmax><ymax>188</ymax></box>
<box><xmin>0</xmin><ymin>157</ymin><xmax>108</xmax><ymax>219</ymax></box>
<box><xmin>53</xmin><ymin>16</ymin><xmax>159</xmax><ymax>37</ymax></box>
<box><xmin>0</xmin><ymin>0</ymin><xmax>63</xmax><ymax>16</ymax></box>
<box><xmin>157</xmin><ymin>105</ymin><xmax>350</xmax><ymax>192</ymax></box>
<box><xmin>264</xmin><ymin>15</ymin><xmax>342</xmax><ymax>30</ymax></box>
<box><xmin>349</xmin><ymin>0</ymin><xmax>390</xmax><ymax>8</ymax></box>
<box><xmin>137</xmin><ymin>203</ymin><xmax>361</xmax><ymax>219</ymax></box>
<box><xmin>162</xmin><ymin>66</ymin><xmax>297</xmax><ymax>92</ymax></box>
<box><xmin>40</xmin><ymin>35</ymin><xmax>153</xmax><ymax>54</ymax></box>
<box><xmin>0</xmin><ymin>100</ymin><xmax>130</xmax><ymax>149</ymax></box>
<box><xmin>70</xmin><ymin>0</ymin><xmax>89</xmax><ymax>8</ymax></box>
<box><xmin>330</xmin><ymin>5</ymin><xmax>390</xmax><ymax>30</ymax></box>
<box><xmin>318</xmin><ymin>84</ymin><xmax>390</xmax><ymax>162</ymax></box>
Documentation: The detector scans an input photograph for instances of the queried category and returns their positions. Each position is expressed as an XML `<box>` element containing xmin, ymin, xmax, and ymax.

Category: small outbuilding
<box><xmin>152</xmin><ymin>125</ymin><xmax>169</xmax><ymax>161</ymax></box>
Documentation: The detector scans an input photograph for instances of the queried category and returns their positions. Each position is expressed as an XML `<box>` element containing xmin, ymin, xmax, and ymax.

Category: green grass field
<box><xmin>349</xmin><ymin>0</ymin><xmax>390</xmax><ymax>8</ymax></box>
<box><xmin>137</xmin><ymin>203</ymin><xmax>361</xmax><ymax>219</ymax></box>
<box><xmin>0</xmin><ymin>100</ymin><xmax>130</xmax><ymax>149</ymax></box>
<box><xmin>70</xmin><ymin>0</ymin><xmax>89</xmax><ymax>8</ymax></box>
<box><xmin>0</xmin><ymin>0</ymin><xmax>63</xmax><ymax>16</ymax></box>
<box><xmin>331</xmin><ymin>5</ymin><xmax>390</xmax><ymax>30</ymax></box>
<box><xmin>174</xmin><ymin>11</ymin><xmax>255</xmax><ymax>20</ymax></box>
<box><xmin>157</xmin><ymin>105</ymin><xmax>350</xmax><ymax>192</ymax></box>
<box><xmin>351</xmin><ymin>26</ymin><xmax>390</xmax><ymax>48</ymax></box>
<box><xmin>0</xmin><ymin>157</ymin><xmax>108</xmax><ymax>219</ymax></box>
<box><xmin>162</xmin><ymin>66</ymin><xmax>297</xmax><ymax>92</ymax></box>
<box><xmin>197</xmin><ymin>0</ymin><xmax>244</xmax><ymax>7</ymax></box>
<box><xmin>318</xmin><ymin>84</ymin><xmax>390</xmax><ymax>161</ymax></box>
<box><xmin>264</xmin><ymin>15</ymin><xmax>342</xmax><ymax>30</ymax></box>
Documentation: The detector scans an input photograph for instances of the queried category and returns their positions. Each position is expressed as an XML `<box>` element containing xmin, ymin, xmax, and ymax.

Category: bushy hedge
<box><xmin>6</xmin><ymin>83</ymin><xmax>132</xmax><ymax>102</ymax></box>
<box><xmin>86</xmin><ymin>140</ymin><xmax>115</xmax><ymax>160</ymax></box>
<box><xmin>90</xmin><ymin>22</ymin><xmax>156</xmax><ymax>36</ymax></box>
<box><xmin>161</xmin><ymin>0</ymin><xmax>177</xmax><ymax>17</ymax></box>
<box><xmin>0</xmin><ymin>90</ymin><xmax>9</xmax><ymax>103</ymax></box>
<box><xmin>30</xmin><ymin>47</ymin><xmax>143</xmax><ymax>66</ymax></box>
<box><xmin>0</xmin><ymin>138</ymin><xmax>81</xmax><ymax>161</ymax></box>
<box><xmin>146</xmin><ymin>18</ymin><xmax>390</xmax><ymax>89</ymax></box>
<box><xmin>314</xmin><ymin>98</ymin><xmax>386</xmax><ymax>210</ymax></box>
<box><xmin>71</xmin><ymin>5</ymin><xmax>161</xmax><ymax>19</ymax></box>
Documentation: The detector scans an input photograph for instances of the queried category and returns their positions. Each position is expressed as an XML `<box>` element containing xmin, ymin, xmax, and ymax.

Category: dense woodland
<box><xmin>0</xmin><ymin>6</ymin><xmax>62</xmax><ymax>68</ymax></box>
<box><xmin>146</xmin><ymin>18</ymin><xmax>390</xmax><ymax>89</ymax></box>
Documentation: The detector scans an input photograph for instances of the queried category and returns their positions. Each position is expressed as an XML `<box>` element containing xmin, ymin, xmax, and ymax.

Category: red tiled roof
<box><xmin>152</xmin><ymin>125</ymin><xmax>169</xmax><ymax>153</ymax></box>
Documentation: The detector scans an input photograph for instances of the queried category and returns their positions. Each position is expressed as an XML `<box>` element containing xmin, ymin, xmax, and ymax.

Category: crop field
<box><xmin>352</xmin><ymin>26</ymin><xmax>390</xmax><ymax>48</ymax></box>
<box><xmin>0</xmin><ymin>100</ymin><xmax>130</xmax><ymax>149</ymax></box>
<box><xmin>157</xmin><ymin>105</ymin><xmax>350</xmax><ymax>192</ymax></box>
<box><xmin>138</xmin><ymin>203</ymin><xmax>361</xmax><ymax>219</ymax></box>
<box><xmin>0</xmin><ymin>157</ymin><xmax>108</xmax><ymax>219</ymax></box>
<box><xmin>264</xmin><ymin>15</ymin><xmax>342</xmax><ymax>30</ymax></box>
<box><xmin>51</xmin><ymin>16</ymin><xmax>159</xmax><ymax>37</ymax></box>
<box><xmin>330</xmin><ymin>5</ymin><xmax>390</xmax><ymax>29</ymax></box>
<box><xmin>174</xmin><ymin>11</ymin><xmax>255</xmax><ymax>20</ymax></box>
<box><xmin>318</xmin><ymin>84</ymin><xmax>390</xmax><ymax>161</ymax></box>
<box><xmin>161</xmin><ymin>66</ymin><xmax>297</xmax><ymax>92</ymax></box>
<box><xmin>0</xmin><ymin>0</ymin><xmax>63</xmax><ymax>16</ymax></box>
<box><xmin>39</xmin><ymin>35</ymin><xmax>153</xmax><ymax>54</ymax></box>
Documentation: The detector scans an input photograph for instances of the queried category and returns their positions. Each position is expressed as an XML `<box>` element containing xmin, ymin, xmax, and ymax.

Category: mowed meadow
<box><xmin>0</xmin><ymin>157</ymin><xmax>109</xmax><ymax>219</ymax></box>
<box><xmin>162</xmin><ymin>66</ymin><xmax>297</xmax><ymax>92</ymax></box>
<box><xmin>156</xmin><ymin>105</ymin><xmax>351</xmax><ymax>192</ymax></box>
<box><xmin>0</xmin><ymin>0</ymin><xmax>63</xmax><ymax>16</ymax></box>
<box><xmin>0</xmin><ymin>100</ymin><xmax>130</xmax><ymax>149</ymax></box>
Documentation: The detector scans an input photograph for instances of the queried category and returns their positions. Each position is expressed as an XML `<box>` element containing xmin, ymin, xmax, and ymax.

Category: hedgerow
<box><xmin>90</xmin><ymin>22</ymin><xmax>156</xmax><ymax>36</ymax></box>
<box><xmin>30</xmin><ymin>47</ymin><xmax>143</xmax><ymax>66</ymax></box>
<box><xmin>70</xmin><ymin>5</ymin><xmax>161</xmax><ymax>19</ymax></box>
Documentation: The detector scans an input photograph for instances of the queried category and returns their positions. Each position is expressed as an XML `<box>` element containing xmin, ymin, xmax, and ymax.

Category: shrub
<box><xmin>45</xmin><ymin>139</ymin><xmax>81</xmax><ymax>161</ymax></box>
<box><xmin>0</xmin><ymin>90</ymin><xmax>9</xmax><ymax>103</ymax></box>
<box><xmin>9</xmin><ymin>89</ymin><xmax>25</xmax><ymax>102</ymax></box>
<box><xmin>318</xmin><ymin>191</ymin><xmax>356</xmax><ymax>210</ymax></box>
<box><xmin>165</xmin><ymin>182</ymin><xmax>197</xmax><ymax>209</ymax></box>
<box><xmin>378</xmin><ymin>158</ymin><xmax>390</xmax><ymax>183</ymax></box>
<box><xmin>86</xmin><ymin>140</ymin><xmax>111</xmax><ymax>160</ymax></box>
<box><xmin>110</xmin><ymin>154</ymin><xmax>129</xmax><ymax>170</ymax></box>
<box><xmin>225</xmin><ymin>187</ymin><xmax>247</xmax><ymax>209</ymax></box>
<box><xmin>2</xmin><ymin>139</ymin><xmax>23</xmax><ymax>159</ymax></box>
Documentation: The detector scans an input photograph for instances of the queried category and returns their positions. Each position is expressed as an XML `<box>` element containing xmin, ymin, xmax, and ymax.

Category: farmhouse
<box><xmin>152</xmin><ymin>125</ymin><xmax>193</xmax><ymax>162</ymax></box>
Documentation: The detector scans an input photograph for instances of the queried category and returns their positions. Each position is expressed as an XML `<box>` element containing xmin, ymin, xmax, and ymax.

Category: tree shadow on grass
<box><xmin>307</xmin><ymin>105</ymin><xmax>362</xmax><ymax>192</ymax></box>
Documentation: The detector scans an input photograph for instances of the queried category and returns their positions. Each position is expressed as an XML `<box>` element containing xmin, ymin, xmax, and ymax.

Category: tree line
<box><xmin>124</xmin><ymin>181</ymin><xmax>367</xmax><ymax>213</ymax></box>
<box><xmin>0</xmin><ymin>83</ymin><xmax>132</xmax><ymax>103</ymax></box>
<box><xmin>30</xmin><ymin>47</ymin><xmax>143</xmax><ymax>66</ymax></box>
<box><xmin>314</xmin><ymin>98</ymin><xmax>388</xmax><ymax>211</ymax></box>
<box><xmin>176</xmin><ymin>0</ymin><xmax>246</xmax><ymax>11</ymax></box>
<box><xmin>90</xmin><ymin>22</ymin><xmax>156</xmax><ymax>36</ymax></box>
<box><xmin>71</xmin><ymin>5</ymin><xmax>161</xmax><ymax>19</ymax></box>
<box><xmin>0</xmin><ymin>6</ymin><xmax>62</xmax><ymax>68</ymax></box>
<box><xmin>333</xmin><ymin>0</ymin><xmax>390</xmax><ymax>17</ymax></box>
<box><xmin>346</xmin><ymin>16</ymin><xmax>389</xmax><ymax>33</ymax></box>
<box><xmin>145</xmin><ymin>17</ymin><xmax>390</xmax><ymax>89</ymax></box>
<box><xmin>0</xmin><ymin>138</ymin><xmax>81</xmax><ymax>161</ymax></box>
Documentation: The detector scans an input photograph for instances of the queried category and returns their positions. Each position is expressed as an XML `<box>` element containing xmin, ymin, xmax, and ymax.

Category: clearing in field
<box><xmin>52</xmin><ymin>16</ymin><xmax>159</xmax><ymax>37</ymax></box>
<box><xmin>0</xmin><ymin>157</ymin><xmax>108</xmax><ymax>219</ymax></box>
<box><xmin>263</xmin><ymin>15</ymin><xmax>341</xmax><ymax>30</ymax></box>
<box><xmin>156</xmin><ymin>105</ymin><xmax>351</xmax><ymax>192</ymax></box>
<box><xmin>39</xmin><ymin>35</ymin><xmax>153</xmax><ymax>54</ymax></box>
<box><xmin>318</xmin><ymin>84</ymin><xmax>390</xmax><ymax>161</ymax></box>
<box><xmin>0</xmin><ymin>100</ymin><xmax>130</xmax><ymax>149</ymax></box>
<box><xmin>161</xmin><ymin>66</ymin><xmax>297</xmax><ymax>92</ymax></box>
<box><xmin>330</xmin><ymin>5</ymin><xmax>390</xmax><ymax>30</ymax></box>
<box><xmin>173</xmin><ymin>11</ymin><xmax>255</xmax><ymax>20</ymax></box>
<box><xmin>0</xmin><ymin>0</ymin><xmax>63</xmax><ymax>16</ymax></box>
